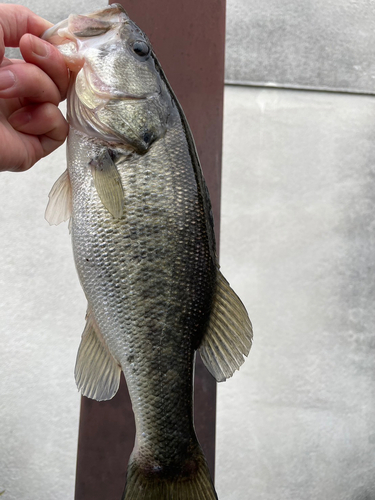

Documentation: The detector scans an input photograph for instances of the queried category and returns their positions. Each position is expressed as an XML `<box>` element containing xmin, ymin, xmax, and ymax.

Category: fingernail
<box><xmin>9</xmin><ymin>110</ymin><xmax>32</xmax><ymax>129</ymax></box>
<box><xmin>0</xmin><ymin>70</ymin><xmax>16</xmax><ymax>91</ymax></box>
<box><xmin>32</xmin><ymin>38</ymin><xmax>50</xmax><ymax>58</ymax></box>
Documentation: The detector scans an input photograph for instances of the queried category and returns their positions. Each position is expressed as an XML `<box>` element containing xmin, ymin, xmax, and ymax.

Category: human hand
<box><xmin>0</xmin><ymin>4</ymin><xmax>69</xmax><ymax>172</ymax></box>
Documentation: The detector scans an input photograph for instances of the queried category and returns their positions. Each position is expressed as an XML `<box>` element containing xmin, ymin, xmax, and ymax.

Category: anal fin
<box><xmin>75</xmin><ymin>306</ymin><xmax>121</xmax><ymax>401</ymax></box>
<box><xmin>199</xmin><ymin>271</ymin><xmax>253</xmax><ymax>382</ymax></box>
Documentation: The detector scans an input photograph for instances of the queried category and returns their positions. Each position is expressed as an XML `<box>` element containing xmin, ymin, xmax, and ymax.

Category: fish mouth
<box><xmin>42</xmin><ymin>4</ymin><xmax>153</xmax><ymax>102</ymax></box>
<box><xmin>42</xmin><ymin>18</ymin><xmax>70</xmax><ymax>46</ymax></box>
<box><xmin>42</xmin><ymin>3</ymin><xmax>128</xmax><ymax>43</ymax></box>
<box><xmin>42</xmin><ymin>4</ymin><xmax>129</xmax><ymax>72</ymax></box>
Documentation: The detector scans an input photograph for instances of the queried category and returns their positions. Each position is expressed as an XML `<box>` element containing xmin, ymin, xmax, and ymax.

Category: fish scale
<box><xmin>44</xmin><ymin>4</ymin><xmax>252</xmax><ymax>499</ymax></box>
<box><xmin>69</xmin><ymin>118</ymin><xmax>215</xmax><ymax>462</ymax></box>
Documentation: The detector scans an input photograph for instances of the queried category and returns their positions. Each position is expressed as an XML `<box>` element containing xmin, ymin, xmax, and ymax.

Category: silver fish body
<box><xmin>45</xmin><ymin>5</ymin><xmax>252</xmax><ymax>499</ymax></box>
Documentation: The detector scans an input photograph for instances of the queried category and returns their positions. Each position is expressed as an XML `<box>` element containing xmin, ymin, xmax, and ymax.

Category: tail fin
<box><xmin>122</xmin><ymin>448</ymin><xmax>218</xmax><ymax>500</ymax></box>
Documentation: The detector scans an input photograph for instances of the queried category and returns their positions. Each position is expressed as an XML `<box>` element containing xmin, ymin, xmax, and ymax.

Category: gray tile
<box><xmin>217</xmin><ymin>85</ymin><xmax>375</xmax><ymax>499</ymax></box>
<box><xmin>226</xmin><ymin>0</ymin><xmax>375</xmax><ymax>94</ymax></box>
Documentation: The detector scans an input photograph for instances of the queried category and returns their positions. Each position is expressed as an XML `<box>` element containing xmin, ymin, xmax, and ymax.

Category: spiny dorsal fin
<box><xmin>90</xmin><ymin>149</ymin><xmax>124</xmax><ymax>219</ymax></box>
<box><xmin>45</xmin><ymin>169</ymin><xmax>72</xmax><ymax>225</ymax></box>
<box><xmin>75</xmin><ymin>306</ymin><xmax>121</xmax><ymax>401</ymax></box>
<box><xmin>199</xmin><ymin>271</ymin><xmax>253</xmax><ymax>382</ymax></box>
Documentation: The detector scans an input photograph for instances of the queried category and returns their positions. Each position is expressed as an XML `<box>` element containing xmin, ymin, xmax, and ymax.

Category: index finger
<box><xmin>0</xmin><ymin>4</ymin><xmax>52</xmax><ymax>62</ymax></box>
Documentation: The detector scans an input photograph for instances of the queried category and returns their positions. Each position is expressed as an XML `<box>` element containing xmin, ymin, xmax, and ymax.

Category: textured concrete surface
<box><xmin>216</xmin><ymin>85</ymin><xmax>375</xmax><ymax>500</ymax></box>
<box><xmin>225</xmin><ymin>0</ymin><xmax>375</xmax><ymax>93</ymax></box>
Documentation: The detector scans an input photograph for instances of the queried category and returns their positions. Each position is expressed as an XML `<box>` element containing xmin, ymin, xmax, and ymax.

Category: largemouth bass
<box><xmin>44</xmin><ymin>4</ymin><xmax>252</xmax><ymax>499</ymax></box>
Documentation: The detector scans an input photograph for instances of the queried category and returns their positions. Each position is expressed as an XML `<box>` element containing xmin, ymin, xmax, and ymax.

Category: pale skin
<box><xmin>0</xmin><ymin>4</ymin><xmax>69</xmax><ymax>172</ymax></box>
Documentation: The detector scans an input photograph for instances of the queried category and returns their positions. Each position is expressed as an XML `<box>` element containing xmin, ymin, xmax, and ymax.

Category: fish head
<box><xmin>43</xmin><ymin>4</ymin><xmax>172</xmax><ymax>152</ymax></box>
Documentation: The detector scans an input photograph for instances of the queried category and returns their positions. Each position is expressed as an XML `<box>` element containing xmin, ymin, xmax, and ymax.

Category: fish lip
<box><xmin>42</xmin><ymin>19</ymin><xmax>70</xmax><ymax>43</ymax></box>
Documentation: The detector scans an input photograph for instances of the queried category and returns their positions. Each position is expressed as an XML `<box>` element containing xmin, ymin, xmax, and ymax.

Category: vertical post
<box><xmin>75</xmin><ymin>0</ymin><xmax>226</xmax><ymax>497</ymax></box>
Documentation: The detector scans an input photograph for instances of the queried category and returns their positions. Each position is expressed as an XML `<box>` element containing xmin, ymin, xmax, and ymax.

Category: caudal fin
<box><xmin>122</xmin><ymin>448</ymin><xmax>218</xmax><ymax>500</ymax></box>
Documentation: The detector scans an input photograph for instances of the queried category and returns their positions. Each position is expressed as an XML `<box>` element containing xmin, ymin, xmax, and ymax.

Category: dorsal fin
<box><xmin>199</xmin><ymin>271</ymin><xmax>253</xmax><ymax>382</ymax></box>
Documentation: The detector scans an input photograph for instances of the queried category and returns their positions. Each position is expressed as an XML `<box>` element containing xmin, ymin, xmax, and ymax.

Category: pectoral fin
<box><xmin>45</xmin><ymin>169</ymin><xmax>72</xmax><ymax>225</ymax></box>
<box><xmin>90</xmin><ymin>150</ymin><xmax>124</xmax><ymax>219</ymax></box>
<box><xmin>75</xmin><ymin>306</ymin><xmax>121</xmax><ymax>401</ymax></box>
<box><xmin>199</xmin><ymin>271</ymin><xmax>253</xmax><ymax>382</ymax></box>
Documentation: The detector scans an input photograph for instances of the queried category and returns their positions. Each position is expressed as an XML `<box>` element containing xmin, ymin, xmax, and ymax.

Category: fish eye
<box><xmin>132</xmin><ymin>40</ymin><xmax>150</xmax><ymax>58</ymax></box>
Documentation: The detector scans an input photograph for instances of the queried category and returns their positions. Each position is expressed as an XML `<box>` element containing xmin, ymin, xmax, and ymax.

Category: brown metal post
<box><xmin>75</xmin><ymin>1</ymin><xmax>226</xmax><ymax>497</ymax></box>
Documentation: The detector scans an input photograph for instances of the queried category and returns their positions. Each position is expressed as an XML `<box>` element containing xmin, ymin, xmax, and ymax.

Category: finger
<box><xmin>0</xmin><ymin>61</ymin><xmax>61</xmax><ymax>105</ymax></box>
<box><xmin>20</xmin><ymin>34</ymin><xmax>69</xmax><ymax>100</ymax></box>
<box><xmin>6</xmin><ymin>102</ymin><xmax>68</xmax><ymax>171</ymax></box>
<box><xmin>1</xmin><ymin>57</ymin><xmax>26</xmax><ymax>66</ymax></box>
<box><xmin>9</xmin><ymin>101</ymin><xmax>68</xmax><ymax>141</ymax></box>
<box><xmin>0</xmin><ymin>4</ymin><xmax>51</xmax><ymax>66</ymax></box>
<box><xmin>0</xmin><ymin>4</ymin><xmax>51</xmax><ymax>48</ymax></box>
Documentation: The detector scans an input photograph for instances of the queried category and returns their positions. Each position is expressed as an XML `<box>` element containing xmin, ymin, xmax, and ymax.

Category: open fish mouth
<box><xmin>43</xmin><ymin>3</ymin><xmax>165</xmax><ymax>149</ymax></box>
<box><xmin>43</xmin><ymin>5</ymin><xmax>156</xmax><ymax>104</ymax></box>
<box><xmin>42</xmin><ymin>4</ymin><xmax>127</xmax><ymax>47</ymax></box>
<box><xmin>42</xmin><ymin>4</ymin><xmax>127</xmax><ymax>74</ymax></box>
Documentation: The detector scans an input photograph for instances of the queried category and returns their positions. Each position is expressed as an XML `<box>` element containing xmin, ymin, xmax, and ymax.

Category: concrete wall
<box><xmin>225</xmin><ymin>0</ymin><xmax>375</xmax><ymax>93</ymax></box>
<box><xmin>216</xmin><ymin>86</ymin><xmax>375</xmax><ymax>500</ymax></box>
<box><xmin>218</xmin><ymin>2</ymin><xmax>375</xmax><ymax>498</ymax></box>
<box><xmin>1</xmin><ymin>1</ymin><xmax>375</xmax><ymax>499</ymax></box>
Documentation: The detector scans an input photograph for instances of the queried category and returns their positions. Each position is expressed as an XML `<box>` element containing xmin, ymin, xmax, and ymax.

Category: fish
<box><xmin>43</xmin><ymin>4</ymin><xmax>252</xmax><ymax>499</ymax></box>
